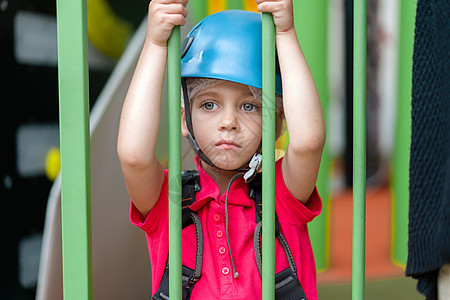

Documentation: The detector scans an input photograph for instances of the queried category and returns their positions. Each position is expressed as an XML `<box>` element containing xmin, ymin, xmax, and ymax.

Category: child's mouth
<box><xmin>216</xmin><ymin>140</ymin><xmax>241</xmax><ymax>150</ymax></box>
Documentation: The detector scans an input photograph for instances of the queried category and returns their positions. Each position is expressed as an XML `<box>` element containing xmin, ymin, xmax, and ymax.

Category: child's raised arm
<box><xmin>257</xmin><ymin>0</ymin><xmax>326</xmax><ymax>204</ymax></box>
<box><xmin>117</xmin><ymin>0</ymin><xmax>188</xmax><ymax>217</ymax></box>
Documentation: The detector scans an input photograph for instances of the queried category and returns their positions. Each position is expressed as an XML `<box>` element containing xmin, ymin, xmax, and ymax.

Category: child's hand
<box><xmin>256</xmin><ymin>0</ymin><xmax>295</xmax><ymax>34</ymax></box>
<box><xmin>146</xmin><ymin>0</ymin><xmax>189</xmax><ymax>47</ymax></box>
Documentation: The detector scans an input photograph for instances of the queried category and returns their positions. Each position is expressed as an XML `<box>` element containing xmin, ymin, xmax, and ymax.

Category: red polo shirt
<box><xmin>130</xmin><ymin>157</ymin><xmax>322</xmax><ymax>299</ymax></box>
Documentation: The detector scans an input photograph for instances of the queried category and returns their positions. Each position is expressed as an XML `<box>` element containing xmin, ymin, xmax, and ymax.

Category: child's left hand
<box><xmin>256</xmin><ymin>0</ymin><xmax>295</xmax><ymax>34</ymax></box>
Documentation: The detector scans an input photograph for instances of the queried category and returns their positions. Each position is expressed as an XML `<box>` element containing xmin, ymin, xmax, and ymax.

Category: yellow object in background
<box><xmin>207</xmin><ymin>0</ymin><xmax>225</xmax><ymax>15</ymax></box>
<box><xmin>275</xmin><ymin>120</ymin><xmax>289</xmax><ymax>151</ymax></box>
<box><xmin>207</xmin><ymin>0</ymin><xmax>257</xmax><ymax>14</ymax></box>
<box><xmin>87</xmin><ymin>0</ymin><xmax>133</xmax><ymax>59</ymax></box>
<box><xmin>243</xmin><ymin>0</ymin><xmax>258</xmax><ymax>12</ymax></box>
<box><xmin>45</xmin><ymin>147</ymin><xmax>61</xmax><ymax>181</ymax></box>
<box><xmin>275</xmin><ymin>148</ymin><xmax>286</xmax><ymax>161</ymax></box>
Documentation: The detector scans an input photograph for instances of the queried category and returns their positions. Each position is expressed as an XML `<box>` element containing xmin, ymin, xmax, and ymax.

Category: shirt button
<box><xmin>218</xmin><ymin>246</ymin><xmax>226</xmax><ymax>255</ymax></box>
<box><xmin>222</xmin><ymin>267</ymin><xmax>230</xmax><ymax>275</ymax></box>
<box><xmin>213</xmin><ymin>214</ymin><xmax>221</xmax><ymax>222</ymax></box>
<box><xmin>216</xmin><ymin>230</ymin><xmax>223</xmax><ymax>238</ymax></box>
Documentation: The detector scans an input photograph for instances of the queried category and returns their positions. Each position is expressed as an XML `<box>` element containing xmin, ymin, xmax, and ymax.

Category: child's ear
<box><xmin>181</xmin><ymin>107</ymin><xmax>189</xmax><ymax>138</ymax></box>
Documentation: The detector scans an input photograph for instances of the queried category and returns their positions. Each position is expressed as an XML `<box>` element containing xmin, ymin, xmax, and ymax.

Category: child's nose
<box><xmin>219</xmin><ymin>110</ymin><xmax>239</xmax><ymax>131</ymax></box>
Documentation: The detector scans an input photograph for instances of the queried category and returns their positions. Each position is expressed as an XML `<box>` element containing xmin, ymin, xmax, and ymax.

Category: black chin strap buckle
<box><xmin>244</xmin><ymin>154</ymin><xmax>262</xmax><ymax>183</ymax></box>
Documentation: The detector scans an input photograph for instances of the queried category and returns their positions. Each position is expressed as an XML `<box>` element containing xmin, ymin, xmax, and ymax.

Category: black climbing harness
<box><xmin>152</xmin><ymin>171</ymin><xmax>308</xmax><ymax>300</ymax></box>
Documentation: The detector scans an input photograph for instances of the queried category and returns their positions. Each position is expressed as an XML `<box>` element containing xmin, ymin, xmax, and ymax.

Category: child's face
<box><xmin>182</xmin><ymin>81</ymin><xmax>262</xmax><ymax>170</ymax></box>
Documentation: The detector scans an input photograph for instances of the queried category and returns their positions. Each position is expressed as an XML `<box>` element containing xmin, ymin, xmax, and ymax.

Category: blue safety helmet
<box><xmin>181</xmin><ymin>10</ymin><xmax>282</xmax><ymax>95</ymax></box>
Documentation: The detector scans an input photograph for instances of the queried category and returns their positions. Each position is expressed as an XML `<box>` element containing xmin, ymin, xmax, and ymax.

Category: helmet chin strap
<box><xmin>182</xmin><ymin>78</ymin><xmax>262</xmax><ymax>182</ymax></box>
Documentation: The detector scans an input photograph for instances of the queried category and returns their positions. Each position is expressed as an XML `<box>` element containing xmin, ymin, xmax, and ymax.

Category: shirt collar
<box><xmin>189</xmin><ymin>156</ymin><xmax>253</xmax><ymax>211</ymax></box>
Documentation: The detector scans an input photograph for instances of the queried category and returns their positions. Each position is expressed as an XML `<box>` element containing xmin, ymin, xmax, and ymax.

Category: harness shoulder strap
<box><xmin>248</xmin><ymin>173</ymin><xmax>280</xmax><ymax>235</ymax></box>
<box><xmin>181</xmin><ymin>170</ymin><xmax>201</xmax><ymax>228</ymax></box>
<box><xmin>250</xmin><ymin>173</ymin><xmax>308</xmax><ymax>300</ymax></box>
<box><xmin>152</xmin><ymin>170</ymin><xmax>203</xmax><ymax>300</ymax></box>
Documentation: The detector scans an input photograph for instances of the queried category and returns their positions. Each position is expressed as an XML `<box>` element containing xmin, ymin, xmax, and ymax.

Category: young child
<box><xmin>117</xmin><ymin>0</ymin><xmax>326</xmax><ymax>299</ymax></box>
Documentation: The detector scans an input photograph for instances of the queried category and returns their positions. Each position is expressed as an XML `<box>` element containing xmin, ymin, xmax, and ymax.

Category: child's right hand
<box><xmin>146</xmin><ymin>0</ymin><xmax>189</xmax><ymax>47</ymax></box>
<box><xmin>256</xmin><ymin>0</ymin><xmax>295</xmax><ymax>35</ymax></box>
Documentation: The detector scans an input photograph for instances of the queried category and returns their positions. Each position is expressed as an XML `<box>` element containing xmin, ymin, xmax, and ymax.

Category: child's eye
<box><xmin>242</xmin><ymin>103</ymin><xmax>258</xmax><ymax>112</ymax></box>
<box><xmin>202</xmin><ymin>101</ymin><xmax>217</xmax><ymax>110</ymax></box>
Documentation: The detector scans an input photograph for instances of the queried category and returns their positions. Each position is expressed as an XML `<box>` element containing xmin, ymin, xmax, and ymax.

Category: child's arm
<box><xmin>257</xmin><ymin>0</ymin><xmax>326</xmax><ymax>204</ymax></box>
<box><xmin>117</xmin><ymin>0</ymin><xmax>188</xmax><ymax>217</ymax></box>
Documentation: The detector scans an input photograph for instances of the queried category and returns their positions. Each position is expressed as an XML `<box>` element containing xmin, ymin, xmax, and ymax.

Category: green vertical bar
<box><xmin>293</xmin><ymin>0</ymin><xmax>329</xmax><ymax>271</ymax></box>
<box><xmin>188</xmin><ymin>0</ymin><xmax>207</xmax><ymax>24</ymax></box>
<box><xmin>227</xmin><ymin>0</ymin><xmax>243</xmax><ymax>10</ymax></box>
<box><xmin>56</xmin><ymin>0</ymin><xmax>92</xmax><ymax>299</ymax></box>
<box><xmin>262</xmin><ymin>12</ymin><xmax>276</xmax><ymax>300</ymax></box>
<box><xmin>168</xmin><ymin>26</ymin><xmax>182</xmax><ymax>300</ymax></box>
<box><xmin>392</xmin><ymin>0</ymin><xmax>417</xmax><ymax>266</ymax></box>
<box><xmin>352</xmin><ymin>0</ymin><xmax>367</xmax><ymax>300</ymax></box>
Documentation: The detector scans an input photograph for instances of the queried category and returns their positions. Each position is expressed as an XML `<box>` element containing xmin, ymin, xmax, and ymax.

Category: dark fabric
<box><xmin>406</xmin><ymin>0</ymin><xmax>450</xmax><ymax>299</ymax></box>
<box><xmin>152</xmin><ymin>265</ymin><xmax>197</xmax><ymax>300</ymax></box>
<box><xmin>275</xmin><ymin>268</ymin><xmax>307</xmax><ymax>300</ymax></box>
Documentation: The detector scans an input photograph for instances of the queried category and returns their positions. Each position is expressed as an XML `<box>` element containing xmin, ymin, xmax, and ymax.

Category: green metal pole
<box><xmin>56</xmin><ymin>0</ymin><xmax>92</xmax><ymax>299</ymax></box>
<box><xmin>293</xmin><ymin>0</ymin><xmax>330</xmax><ymax>271</ymax></box>
<box><xmin>392</xmin><ymin>0</ymin><xmax>417</xmax><ymax>267</ymax></box>
<box><xmin>168</xmin><ymin>26</ymin><xmax>182</xmax><ymax>300</ymax></box>
<box><xmin>227</xmin><ymin>0</ymin><xmax>243</xmax><ymax>10</ymax></box>
<box><xmin>262</xmin><ymin>12</ymin><xmax>276</xmax><ymax>300</ymax></box>
<box><xmin>188</xmin><ymin>0</ymin><xmax>207</xmax><ymax>25</ymax></box>
<box><xmin>352</xmin><ymin>0</ymin><xmax>367</xmax><ymax>299</ymax></box>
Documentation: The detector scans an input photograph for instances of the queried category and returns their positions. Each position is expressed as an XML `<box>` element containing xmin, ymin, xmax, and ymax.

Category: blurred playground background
<box><xmin>0</xmin><ymin>0</ymin><xmax>423</xmax><ymax>299</ymax></box>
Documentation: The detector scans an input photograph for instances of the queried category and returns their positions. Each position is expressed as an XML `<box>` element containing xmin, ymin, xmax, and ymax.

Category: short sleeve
<box><xmin>129</xmin><ymin>169</ymin><xmax>169</xmax><ymax>234</ymax></box>
<box><xmin>274</xmin><ymin>158</ymin><xmax>322</xmax><ymax>225</ymax></box>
